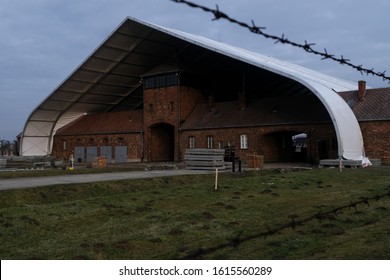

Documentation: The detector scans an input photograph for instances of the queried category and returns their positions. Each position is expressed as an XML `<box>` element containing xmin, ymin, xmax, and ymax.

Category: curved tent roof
<box><xmin>21</xmin><ymin>17</ymin><xmax>364</xmax><ymax>160</ymax></box>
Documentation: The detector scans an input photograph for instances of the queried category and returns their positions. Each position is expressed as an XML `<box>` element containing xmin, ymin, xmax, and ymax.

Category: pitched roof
<box><xmin>56</xmin><ymin>110</ymin><xmax>143</xmax><ymax>135</ymax></box>
<box><xmin>338</xmin><ymin>88</ymin><xmax>390</xmax><ymax>121</ymax></box>
<box><xmin>181</xmin><ymin>95</ymin><xmax>331</xmax><ymax>130</ymax></box>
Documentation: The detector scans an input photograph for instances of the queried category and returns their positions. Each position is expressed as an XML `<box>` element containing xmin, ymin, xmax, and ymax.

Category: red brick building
<box><xmin>52</xmin><ymin>73</ymin><xmax>390</xmax><ymax>165</ymax></box>
<box><xmin>339</xmin><ymin>87</ymin><xmax>390</xmax><ymax>165</ymax></box>
<box><xmin>52</xmin><ymin>110</ymin><xmax>143</xmax><ymax>163</ymax></box>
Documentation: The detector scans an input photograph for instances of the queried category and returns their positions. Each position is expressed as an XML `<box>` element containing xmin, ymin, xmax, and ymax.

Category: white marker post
<box><xmin>214</xmin><ymin>168</ymin><xmax>218</xmax><ymax>191</ymax></box>
<box><xmin>339</xmin><ymin>157</ymin><xmax>343</xmax><ymax>173</ymax></box>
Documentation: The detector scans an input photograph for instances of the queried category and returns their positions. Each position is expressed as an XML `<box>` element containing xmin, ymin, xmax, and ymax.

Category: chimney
<box><xmin>358</xmin><ymin>80</ymin><xmax>366</xmax><ymax>101</ymax></box>
<box><xmin>208</xmin><ymin>95</ymin><xmax>214</xmax><ymax>111</ymax></box>
<box><xmin>238</xmin><ymin>92</ymin><xmax>246</xmax><ymax>110</ymax></box>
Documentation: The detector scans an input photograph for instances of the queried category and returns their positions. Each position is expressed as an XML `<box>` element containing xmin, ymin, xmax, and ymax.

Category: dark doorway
<box><xmin>317</xmin><ymin>140</ymin><xmax>329</xmax><ymax>160</ymax></box>
<box><xmin>263</xmin><ymin>131</ymin><xmax>307</xmax><ymax>162</ymax></box>
<box><xmin>291</xmin><ymin>133</ymin><xmax>308</xmax><ymax>162</ymax></box>
<box><xmin>149</xmin><ymin>123</ymin><xmax>175</xmax><ymax>162</ymax></box>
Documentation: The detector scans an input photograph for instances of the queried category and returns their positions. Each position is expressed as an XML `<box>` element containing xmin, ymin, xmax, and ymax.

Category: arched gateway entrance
<box><xmin>149</xmin><ymin>123</ymin><xmax>175</xmax><ymax>162</ymax></box>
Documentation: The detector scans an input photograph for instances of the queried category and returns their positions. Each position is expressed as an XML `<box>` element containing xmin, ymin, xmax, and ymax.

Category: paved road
<box><xmin>0</xmin><ymin>169</ymin><xmax>212</xmax><ymax>191</ymax></box>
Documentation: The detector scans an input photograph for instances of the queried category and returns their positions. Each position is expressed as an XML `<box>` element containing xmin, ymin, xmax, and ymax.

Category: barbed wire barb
<box><xmin>303</xmin><ymin>40</ymin><xmax>315</xmax><ymax>52</ymax></box>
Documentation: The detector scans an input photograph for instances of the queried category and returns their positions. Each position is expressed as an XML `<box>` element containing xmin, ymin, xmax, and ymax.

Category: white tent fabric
<box><xmin>21</xmin><ymin>17</ymin><xmax>365</xmax><ymax>161</ymax></box>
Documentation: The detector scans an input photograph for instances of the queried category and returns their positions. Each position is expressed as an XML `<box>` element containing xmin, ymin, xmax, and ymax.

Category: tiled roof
<box><xmin>338</xmin><ymin>88</ymin><xmax>390</xmax><ymax>121</ymax></box>
<box><xmin>181</xmin><ymin>95</ymin><xmax>331</xmax><ymax>130</ymax></box>
<box><xmin>56</xmin><ymin>110</ymin><xmax>143</xmax><ymax>135</ymax></box>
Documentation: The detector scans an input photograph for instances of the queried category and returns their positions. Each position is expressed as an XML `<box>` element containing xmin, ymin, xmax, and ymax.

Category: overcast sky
<box><xmin>1</xmin><ymin>0</ymin><xmax>389</xmax><ymax>140</ymax></box>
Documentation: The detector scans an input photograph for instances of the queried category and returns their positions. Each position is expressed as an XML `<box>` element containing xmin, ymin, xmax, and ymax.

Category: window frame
<box><xmin>207</xmin><ymin>136</ymin><xmax>214</xmax><ymax>149</ymax></box>
<box><xmin>143</xmin><ymin>73</ymin><xmax>179</xmax><ymax>89</ymax></box>
<box><xmin>240</xmin><ymin>134</ymin><xmax>248</xmax><ymax>149</ymax></box>
<box><xmin>189</xmin><ymin>136</ymin><xmax>196</xmax><ymax>149</ymax></box>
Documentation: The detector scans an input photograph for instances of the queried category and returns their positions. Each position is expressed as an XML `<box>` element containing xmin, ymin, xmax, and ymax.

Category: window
<box><xmin>155</xmin><ymin>75</ymin><xmax>166</xmax><ymax>87</ymax></box>
<box><xmin>144</xmin><ymin>78</ymin><xmax>155</xmax><ymax>89</ymax></box>
<box><xmin>166</xmin><ymin>73</ymin><xmax>179</xmax><ymax>86</ymax></box>
<box><xmin>62</xmin><ymin>141</ymin><xmax>67</xmax><ymax>150</ymax></box>
<box><xmin>143</xmin><ymin>73</ymin><xmax>179</xmax><ymax>89</ymax></box>
<box><xmin>189</xmin><ymin>136</ymin><xmax>195</xmax><ymax>149</ymax></box>
<box><xmin>207</xmin><ymin>136</ymin><xmax>213</xmax><ymax>149</ymax></box>
<box><xmin>240</xmin><ymin>134</ymin><xmax>248</xmax><ymax>149</ymax></box>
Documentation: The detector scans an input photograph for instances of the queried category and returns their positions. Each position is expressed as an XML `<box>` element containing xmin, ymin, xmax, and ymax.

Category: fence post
<box><xmin>214</xmin><ymin>168</ymin><xmax>218</xmax><ymax>191</ymax></box>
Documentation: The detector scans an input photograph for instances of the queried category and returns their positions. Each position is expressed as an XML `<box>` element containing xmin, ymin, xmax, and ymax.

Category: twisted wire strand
<box><xmin>171</xmin><ymin>0</ymin><xmax>390</xmax><ymax>83</ymax></box>
<box><xmin>180</xmin><ymin>189</ymin><xmax>390</xmax><ymax>259</ymax></box>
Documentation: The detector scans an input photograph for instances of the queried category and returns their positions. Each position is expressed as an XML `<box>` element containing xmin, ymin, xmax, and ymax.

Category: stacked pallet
<box><xmin>184</xmin><ymin>149</ymin><xmax>225</xmax><ymax>170</ymax></box>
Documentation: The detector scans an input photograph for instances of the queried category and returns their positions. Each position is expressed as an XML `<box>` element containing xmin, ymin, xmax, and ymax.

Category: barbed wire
<box><xmin>171</xmin><ymin>0</ymin><xmax>390</xmax><ymax>83</ymax></box>
<box><xmin>179</xmin><ymin>188</ymin><xmax>390</xmax><ymax>259</ymax></box>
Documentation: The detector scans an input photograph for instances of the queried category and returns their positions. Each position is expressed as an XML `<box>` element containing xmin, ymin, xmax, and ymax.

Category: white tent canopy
<box><xmin>21</xmin><ymin>17</ymin><xmax>365</xmax><ymax>161</ymax></box>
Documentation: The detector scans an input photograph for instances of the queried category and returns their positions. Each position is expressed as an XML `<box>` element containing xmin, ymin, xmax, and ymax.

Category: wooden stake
<box><xmin>214</xmin><ymin>168</ymin><xmax>219</xmax><ymax>191</ymax></box>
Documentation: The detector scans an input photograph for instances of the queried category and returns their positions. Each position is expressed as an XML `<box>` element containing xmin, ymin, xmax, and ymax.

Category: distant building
<box><xmin>20</xmin><ymin>18</ymin><xmax>390</xmax><ymax>165</ymax></box>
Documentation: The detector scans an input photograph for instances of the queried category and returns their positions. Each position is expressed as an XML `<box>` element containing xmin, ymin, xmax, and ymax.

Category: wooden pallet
<box><xmin>184</xmin><ymin>149</ymin><xmax>225</xmax><ymax>170</ymax></box>
<box><xmin>319</xmin><ymin>159</ymin><xmax>362</xmax><ymax>168</ymax></box>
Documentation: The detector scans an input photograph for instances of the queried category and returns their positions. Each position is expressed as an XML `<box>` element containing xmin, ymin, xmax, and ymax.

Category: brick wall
<box><xmin>180</xmin><ymin>123</ymin><xmax>338</xmax><ymax>164</ymax></box>
<box><xmin>52</xmin><ymin>133</ymin><xmax>143</xmax><ymax>162</ymax></box>
<box><xmin>52</xmin><ymin>119</ymin><xmax>390</xmax><ymax>165</ymax></box>
<box><xmin>360</xmin><ymin>121</ymin><xmax>390</xmax><ymax>164</ymax></box>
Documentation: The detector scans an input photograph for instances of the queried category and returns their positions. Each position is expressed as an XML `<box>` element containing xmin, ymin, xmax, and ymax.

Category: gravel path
<box><xmin>0</xmin><ymin>169</ymin><xmax>212</xmax><ymax>191</ymax></box>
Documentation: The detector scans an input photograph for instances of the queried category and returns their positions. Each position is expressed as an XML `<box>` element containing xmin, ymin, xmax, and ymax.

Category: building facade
<box><xmin>52</xmin><ymin>72</ymin><xmax>390</xmax><ymax>165</ymax></box>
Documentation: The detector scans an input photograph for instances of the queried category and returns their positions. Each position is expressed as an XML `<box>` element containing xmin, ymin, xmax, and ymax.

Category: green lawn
<box><xmin>0</xmin><ymin>167</ymin><xmax>389</xmax><ymax>259</ymax></box>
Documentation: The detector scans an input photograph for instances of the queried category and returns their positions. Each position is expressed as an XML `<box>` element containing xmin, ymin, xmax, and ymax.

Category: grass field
<box><xmin>0</xmin><ymin>166</ymin><xmax>390</xmax><ymax>259</ymax></box>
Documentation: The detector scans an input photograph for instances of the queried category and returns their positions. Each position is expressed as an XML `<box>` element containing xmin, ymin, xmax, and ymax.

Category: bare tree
<box><xmin>0</xmin><ymin>139</ymin><xmax>11</xmax><ymax>156</ymax></box>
